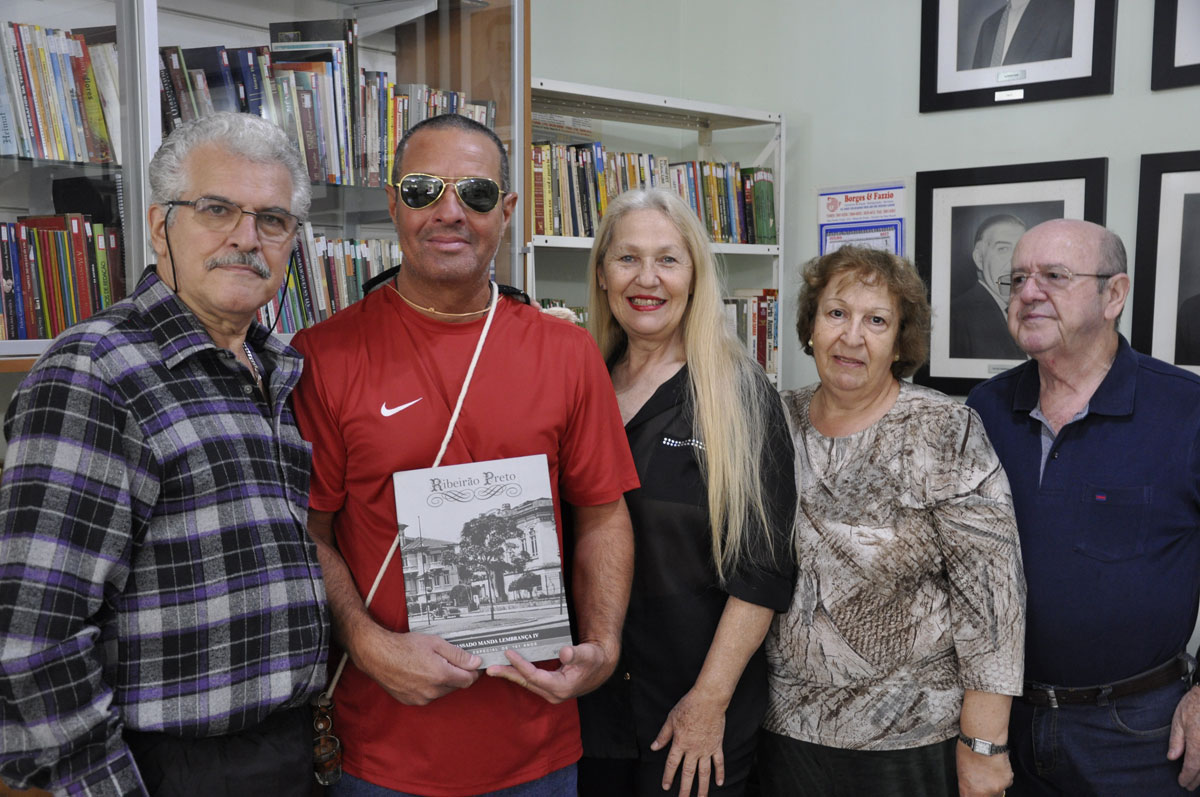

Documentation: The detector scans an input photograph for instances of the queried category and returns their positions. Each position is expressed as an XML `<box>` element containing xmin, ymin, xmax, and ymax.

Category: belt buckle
<box><xmin>1046</xmin><ymin>687</ymin><xmax>1058</xmax><ymax>709</ymax></box>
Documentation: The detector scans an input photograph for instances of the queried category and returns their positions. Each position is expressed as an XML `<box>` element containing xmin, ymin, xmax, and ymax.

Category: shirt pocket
<box><xmin>1073</xmin><ymin>483</ymin><xmax>1152</xmax><ymax>562</ymax></box>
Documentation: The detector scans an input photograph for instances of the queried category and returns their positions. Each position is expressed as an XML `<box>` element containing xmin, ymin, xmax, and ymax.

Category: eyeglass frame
<box><xmin>995</xmin><ymin>265</ymin><xmax>1114</xmax><ymax>298</ymax></box>
<box><xmin>164</xmin><ymin>197</ymin><xmax>301</xmax><ymax>244</ymax></box>
<box><xmin>395</xmin><ymin>172</ymin><xmax>506</xmax><ymax>213</ymax></box>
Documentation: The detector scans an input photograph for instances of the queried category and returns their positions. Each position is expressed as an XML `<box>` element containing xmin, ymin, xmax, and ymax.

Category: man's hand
<box><xmin>1168</xmin><ymin>685</ymin><xmax>1200</xmax><ymax>789</ymax></box>
<box><xmin>650</xmin><ymin>688</ymin><xmax>727</xmax><ymax>797</ymax></box>
<box><xmin>956</xmin><ymin>744</ymin><xmax>1013</xmax><ymax>797</ymax></box>
<box><xmin>485</xmin><ymin>641</ymin><xmax>615</xmax><ymax>703</ymax></box>
<box><xmin>353</xmin><ymin>626</ymin><xmax>481</xmax><ymax>706</ymax></box>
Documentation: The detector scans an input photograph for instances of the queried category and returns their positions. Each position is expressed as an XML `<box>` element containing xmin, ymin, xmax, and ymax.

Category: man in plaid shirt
<box><xmin>0</xmin><ymin>112</ymin><xmax>328</xmax><ymax>796</ymax></box>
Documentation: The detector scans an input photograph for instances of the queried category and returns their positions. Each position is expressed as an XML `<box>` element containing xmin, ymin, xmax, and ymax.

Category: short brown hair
<box><xmin>795</xmin><ymin>246</ymin><xmax>931</xmax><ymax>379</ymax></box>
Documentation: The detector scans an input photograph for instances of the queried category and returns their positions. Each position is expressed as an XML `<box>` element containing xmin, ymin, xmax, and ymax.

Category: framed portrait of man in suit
<box><xmin>919</xmin><ymin>0</ymin><xmax>1117</xmax><ymax>112</ymax></box>
<box><xmin>1151</xmin><ymin>0</ymin><xmax>1200</xmax><ymax>90</ymax></box>
<box><xmin>915</xmin><ymin>158</ymin><xmax>1108</xmax><ymax>395</ymax></box>
<box><xmin>1132</xmin><ymin>150</ymin><xmax>1200</xmax><ymax>374</ymax></box>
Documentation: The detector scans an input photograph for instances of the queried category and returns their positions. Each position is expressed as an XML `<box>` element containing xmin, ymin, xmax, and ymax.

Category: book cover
<box><xmin>391</xmin><ymin>455</ymin><xmax>573</xmax><ymax>667</ymax></box>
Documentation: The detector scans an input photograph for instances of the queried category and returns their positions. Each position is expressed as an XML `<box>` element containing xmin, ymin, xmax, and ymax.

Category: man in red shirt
<box><xmin>292</xmin><ymin>113</ymin><xmax>638</xmax><ymax>796</ymax></box>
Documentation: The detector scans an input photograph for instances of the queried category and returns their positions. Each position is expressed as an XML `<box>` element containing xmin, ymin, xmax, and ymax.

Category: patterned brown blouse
<box><xmin>764</xmin><ymin>381</ymin><xmax>1026</xmax><ymax>751</ymax></box>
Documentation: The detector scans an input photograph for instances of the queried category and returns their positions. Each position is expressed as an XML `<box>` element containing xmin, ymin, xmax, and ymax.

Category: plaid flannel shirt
<box><xmin>0</xmin><ymin>269</ymin><xmax>328</xmax><ymax>796</ymax></box>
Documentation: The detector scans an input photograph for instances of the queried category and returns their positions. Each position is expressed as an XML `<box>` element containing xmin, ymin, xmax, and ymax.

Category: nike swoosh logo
<box><xmin>380</xmin><ymin>398</ymin><xmax>422</xmax><ymax>417</ymax></box>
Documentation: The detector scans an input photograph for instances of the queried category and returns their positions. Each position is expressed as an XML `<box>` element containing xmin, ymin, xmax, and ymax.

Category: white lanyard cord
<box><xmin>322</xmin><ymin>281</ymin><xmax>500</xmax><ymax>699</ymax></box>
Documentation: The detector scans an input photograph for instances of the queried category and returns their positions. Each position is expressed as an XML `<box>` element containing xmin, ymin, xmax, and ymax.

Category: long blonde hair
<box><xmin>586</xmin><ymin>189</ymin><xmax>777</xmax><ymax>583</ymax></box>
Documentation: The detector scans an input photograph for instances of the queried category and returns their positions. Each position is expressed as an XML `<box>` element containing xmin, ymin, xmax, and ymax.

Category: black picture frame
<box><xmin>1151</xmin><ymin>0</ymin><xmax>1200</xmax><ymax>90</ymax></box>
<box><xmin>1131</xmin><ymin>150</ymin><xmax>1200</xmax><ymax>372</ymax></box>
<box><xmin>919</xmin><ymin>0</ymin><xmax>1117</xmax><ymax>112</ymax></box>
<box><xmin>914</xmin><ymin>157</ymin><xmax>1108</xmax><ymax>395</ymax></box>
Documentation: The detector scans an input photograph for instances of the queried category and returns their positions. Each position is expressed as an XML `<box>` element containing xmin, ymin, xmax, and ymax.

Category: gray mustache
<box><xmin>205</xmin><ymin>251</ymin><xmax>271</xmax><ymax>279</ymax></box>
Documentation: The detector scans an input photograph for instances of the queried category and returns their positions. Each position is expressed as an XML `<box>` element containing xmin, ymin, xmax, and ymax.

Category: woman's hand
<box><xmin>651</xmin><ymin>688</ymin><xmax>727</xmax><ymax>797</ymax></box>
<box><xmin>956</xmin><ymin>743</ymin><xmax>1013</xmax><ymax>797</ymax></box>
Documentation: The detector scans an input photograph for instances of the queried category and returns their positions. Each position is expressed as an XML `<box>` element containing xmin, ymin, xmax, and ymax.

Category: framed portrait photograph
<box><xmin>914</xmin><ymin>157</ymin><xmax>1108</xmax><ymax>394</ymax></box>
<box><xmin>1131</xmin><ymin>150</ymin><xmax>1200</xmax><ymax>374</ymax></box>
<box><xmin>919</xmin><ymin>0</ymin><xmax>1117</xmax><ymax>112</ymax></box>
<box><xmin>1151</xmin><ymin>0</ymin><xmax>1200</xmax><ymax>90</ymax></box>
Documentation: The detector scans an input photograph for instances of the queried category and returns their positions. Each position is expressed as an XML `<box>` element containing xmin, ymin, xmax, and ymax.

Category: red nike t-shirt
<box><xmin>291</xmin><ymin>288</ymin><xmax>638</xmax><ymax>795</ymax></box>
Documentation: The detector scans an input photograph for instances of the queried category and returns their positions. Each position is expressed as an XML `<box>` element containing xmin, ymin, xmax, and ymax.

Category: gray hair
<box><xmin>391</xmin><ymin>113</ymin><xmax>510</xmax><ymax>191</ymax></box>
<box><xmin>1098</xmin><ymin>226</ymin><xmax>1128</xmax><ymax>276</ymax></box>
<box><xmin>149</xmin><ymin>112</ymin><xmax>311</xmax><ymax>220</ymax></box>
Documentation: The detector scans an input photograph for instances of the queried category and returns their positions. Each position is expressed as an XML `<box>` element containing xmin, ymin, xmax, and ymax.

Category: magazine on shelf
<box><xmin>391</xmin><ymin>454</ymin><xmax>572</xmax><ymax>668</ymax></box>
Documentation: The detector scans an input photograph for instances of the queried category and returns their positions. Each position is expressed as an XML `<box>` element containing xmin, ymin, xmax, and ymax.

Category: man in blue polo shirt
<box><xmin>967</xmin><ymin>218</ymin><xmax>1200</xmax><ymax>794</ymax></box>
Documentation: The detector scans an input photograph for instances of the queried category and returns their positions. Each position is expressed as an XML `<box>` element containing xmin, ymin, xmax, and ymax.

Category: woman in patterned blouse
<box><xmin>756</xmin><ymin>246</ymin><xmax>1026</xmax><ymax>797</ymax></box>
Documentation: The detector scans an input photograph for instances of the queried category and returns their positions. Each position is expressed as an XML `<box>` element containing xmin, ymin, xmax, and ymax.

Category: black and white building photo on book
<box><xmin>392</xmin><ymin>454</ymin><xmax>572</xmax><ymax>667</ymax></box>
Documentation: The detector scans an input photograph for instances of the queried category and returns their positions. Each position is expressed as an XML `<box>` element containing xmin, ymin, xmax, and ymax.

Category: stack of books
<box><xmin>723</xmin><ymin>288</ymin><xmax>779</xmax><ymax>381</ymax></box>
<box><xmin>529</xmin><ymin>140</ymin><xmax>777</xmax><ymax>245</ymax></box>
<box><xmin>159</xmin><ymin>19</ymin><xmax>496</xmax><ymax>188</ymax></box>
<box><xmin>256</xmin><ymin>222</ymin><xmax>401</xmax><ymax>333</ymax></box>
<box><xmin>0</xmin><ymin>22</ymin><xmax>118</xmax><ymax>163</ymax></box>
<box><xmin>0</xmin><ymin>215</ymin><xmax>125</xmax><ymax>340</ymax></box>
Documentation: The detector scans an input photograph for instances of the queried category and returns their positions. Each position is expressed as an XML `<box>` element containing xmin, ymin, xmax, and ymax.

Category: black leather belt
<box><xmin>1021</xmin><ymin>654</ymin><xmax>1191</xmax><ymax>707</ymax></box>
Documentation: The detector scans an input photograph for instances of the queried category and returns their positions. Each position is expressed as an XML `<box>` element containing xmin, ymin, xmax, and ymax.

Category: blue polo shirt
<box><xmin>967</xmin><ymin>335</ymin><xmax>1200</xmax><ymax>686</ymax></box>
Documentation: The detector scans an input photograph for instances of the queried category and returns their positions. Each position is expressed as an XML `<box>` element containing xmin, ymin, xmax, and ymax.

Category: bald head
<box><xmin>1014</xmin><ymin>219</ymin><xmax>1127</xmax><ymax>281</ymax></box>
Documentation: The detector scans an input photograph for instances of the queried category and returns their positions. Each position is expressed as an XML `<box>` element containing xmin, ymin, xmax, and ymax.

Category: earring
<box><xmin>894</xmin><ymin>353</ymin><xmax>900</xmax><ymax>362</ymax></box>
<box><xmin>807</xmin><ymin>338</ymin><xmax>813</xmax><ymax>348</ymax></box>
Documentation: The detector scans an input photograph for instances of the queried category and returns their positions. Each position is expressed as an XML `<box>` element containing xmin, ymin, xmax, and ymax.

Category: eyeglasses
<box><xmin>166</xmin><ymin>197</ymin><xmax>300</xmax><ymax>244</ymax></box>
<box><xmin>397</xmin><ymin>173</ymin><xmax>504</xmax><ymax>213</ymax></box>
<box><xmin>996</xmin><ymin>266</ymin><xmax>1112</xmax><ymax>297</ymax></box>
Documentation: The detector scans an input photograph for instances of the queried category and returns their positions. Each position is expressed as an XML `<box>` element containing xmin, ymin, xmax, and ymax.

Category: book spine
<box><xmin>0</xmin><ymin>223</ymin><xmax>16</xmax><ymax>339</ymax></box>
<box><xmin>93</xmin><ymin>223</ymin><xmax>111</xmax><ymax>309</ymax></box>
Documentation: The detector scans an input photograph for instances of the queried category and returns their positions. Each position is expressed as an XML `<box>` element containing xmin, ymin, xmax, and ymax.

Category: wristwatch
<box><xmin>958</xmin><ymin>731</ymin><xmax>1010</xmax><ymax>756</ymax></box>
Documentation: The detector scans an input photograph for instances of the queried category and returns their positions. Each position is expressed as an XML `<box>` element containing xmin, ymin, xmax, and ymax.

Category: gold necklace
<box><xmin>389</xmin><ymin>281</ymin><xmax>492</xmax><ymax>317</ymax></box>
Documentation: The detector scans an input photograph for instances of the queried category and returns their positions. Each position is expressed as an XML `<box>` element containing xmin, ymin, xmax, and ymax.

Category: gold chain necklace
<box><xmin>389</xmin><ymin>281</ymin><xmax>492</xmax><ymax>317</ymax></box>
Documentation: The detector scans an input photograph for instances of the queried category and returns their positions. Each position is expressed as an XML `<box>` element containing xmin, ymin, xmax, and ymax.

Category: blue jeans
<box><xmin>328</xmin><ymin>764</ymin><xmax>577</xmax><ymax>797</ymax></box>
<box><xmin>1009</xmin><ymin>676</ymin><xmax>1192</xmax><ymax>795</ymax></box>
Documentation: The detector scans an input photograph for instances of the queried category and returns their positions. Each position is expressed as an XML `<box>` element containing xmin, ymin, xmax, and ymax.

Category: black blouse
<box><xmin>579</xmin><ymin>365</ymin><xmax>798</xmax><ymax>758</ymax></box>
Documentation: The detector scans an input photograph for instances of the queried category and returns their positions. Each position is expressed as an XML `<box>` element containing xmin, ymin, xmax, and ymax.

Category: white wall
<box><xmin>532</xmin><ymin>0</ymin><xmax>1200</xmax><ymax>392</ymax></box>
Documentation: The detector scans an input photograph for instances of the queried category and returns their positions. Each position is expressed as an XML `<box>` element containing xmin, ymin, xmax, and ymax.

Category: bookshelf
<box><xmin>523</xmin><ymin>77</ymin><xmax>786</xmax><ymax>383</ymax></box>
<box><xmin>0</xmin><ymin>0</ymin><xmax>525</xmax><ymax>368</ymax></box>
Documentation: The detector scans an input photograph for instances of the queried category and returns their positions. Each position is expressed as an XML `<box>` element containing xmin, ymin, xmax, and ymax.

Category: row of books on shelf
<box><xmin>0</xmin><ymin>22</ymin><xmax>118</xmax><ymax>163</ymax></box>
<box><xmin>256</xmin><ymin>224</ymin><xmax>401</xmax><ymax>333</ymax></box>
<box><xmin>1</xmin><ymin>16</ymin><xmax>496</xmax><ymax>190</ymax></box>
<box><xmin>0</xmin><ymin>214</ymin><xmax>125</xmax><ymax>341</ymax></box>
<box><xmin>724</xmin><ymin>288</ymin><xmax>779</xmax><ymax>379</ymax></box>
<box><xmin>529</xmin><ymin>140</ymin><xmax>777</xmax><ymax>246</ymax></box>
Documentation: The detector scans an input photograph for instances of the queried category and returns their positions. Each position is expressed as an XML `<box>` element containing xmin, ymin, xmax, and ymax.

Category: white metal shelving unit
<box><xmin>524</xmin><ymin>76</ymin><xmax>786</xmax><ymax>381</ymax></box>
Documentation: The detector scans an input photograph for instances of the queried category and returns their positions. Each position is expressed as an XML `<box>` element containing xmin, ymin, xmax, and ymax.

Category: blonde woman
<box><xmin>576</xmin><ymin>189</ymin><xmax>796</xmax><ymax>797</ymax></box>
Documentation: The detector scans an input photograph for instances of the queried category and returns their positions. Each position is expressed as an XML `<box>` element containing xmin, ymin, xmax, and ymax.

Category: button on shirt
<box><xmin>967</xmin><ymin>336</ymin><xmax>1200</xmax><ymax>686</ymax></box>
<box><xmin>0</xmin><ymin>269</ymin><xmax>328</xmax><ymax>796</ymax></box>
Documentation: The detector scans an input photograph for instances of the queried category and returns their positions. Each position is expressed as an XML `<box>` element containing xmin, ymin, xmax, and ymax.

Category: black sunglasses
<box><xmin>397</xmin><ymin>173</ymin><xmax>504</xmax><ymax>213</ymax></box>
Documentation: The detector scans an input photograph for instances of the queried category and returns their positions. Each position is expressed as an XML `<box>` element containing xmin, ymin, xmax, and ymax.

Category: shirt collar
<box><xmin>132</xmin><ymin>267</ymin><xmax>293</xmax><ymax>369</ymax></box>
<box><xmin>1012</xmin><ymin>334</ymin><xmax>1137</xmax><ymax>417</ymax></box>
